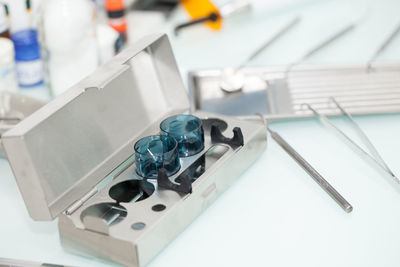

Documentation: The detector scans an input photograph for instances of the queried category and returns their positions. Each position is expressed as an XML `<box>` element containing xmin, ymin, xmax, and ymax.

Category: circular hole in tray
<box><xmin>152</xmin><ymin>204</ymin><xmax>166</xmax><ymax>212</ymax></box>
<box><xmin>109</xmin><ymin>180</ymin><xmax>154</xmax><ymax>203</ymax></box>
<box><xmin>131</xmin><ymin>222</ymin><xmax>146</xmax><ymax>230</ymax></box>
<box><xmin>80</xmin><ymin>202</ymin><xmax>127</xmax><ymax>226</ymax></box>
<box><xmin>202</xmin><ymin>118</ymin><xmax>228</xmax><ymax>134</ymax></box>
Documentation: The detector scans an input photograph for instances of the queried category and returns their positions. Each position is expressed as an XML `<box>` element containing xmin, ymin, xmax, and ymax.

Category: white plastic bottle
<box><xmin>42</xmin><ymin>0</ymin><xmax>99</xmax><ymax>96</ymax></box>
<box><xmin>0</xmin><ymin>37</ymin><xmax>18</xmax><ymax>92</ymax></box>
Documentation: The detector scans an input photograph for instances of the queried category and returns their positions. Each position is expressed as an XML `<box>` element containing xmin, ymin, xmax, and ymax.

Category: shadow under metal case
<box><xmin>2</xmin><ymin>34</ymin><xmax>267</xmax><ymax>267</ymax></box>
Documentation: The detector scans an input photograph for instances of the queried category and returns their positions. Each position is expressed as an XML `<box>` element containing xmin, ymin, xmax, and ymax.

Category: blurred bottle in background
<box><xmin>29</xmin><ymin>0</ymin><xmax>45</xmax><ymax>30</ymax></box>
<box><xmin>11</xmin><ymin>29</ymin><xmax>43</xmax><ymax>87</ymax></box>
<box><xmin>106</xmin><ymin>0</ymin><xmax>127</xmax><ymax>52</ymax></box>
<box><xmin>97</xmin><ymin>23</ymin><xmax>119</xmax><ymax>64</ymax></box>
<box><xmin>6</xmin><ymin>0</ymin><xmax>31</xmax><ymax>33</ymax></box>
<box><xmin>0</xmin><ymin>37</ymin><xmax>18</xmax><ymax>91</ymax></box>
<box><xmin>2</xmin><ymin>0</ymin><xmax>48</xmax><ymax>100</ymax></box>
<box><xmin>90</xmin><ymin>0</ymin><xmax>121</xmax><ymax>64</ymax></box>
<box><xmin>92</xmin><ymin>0</ymin><xmax>107</xmax><ymax>22</ymax></box>
<box><xmin>42</xmin><ymin>0</ymin><xmax>99</xmax><ymax>96</ymax></box>
<box><xmin>0</xmin><ymin>3</ymin><xmax>10</xmax><ymax>38</ymax></box>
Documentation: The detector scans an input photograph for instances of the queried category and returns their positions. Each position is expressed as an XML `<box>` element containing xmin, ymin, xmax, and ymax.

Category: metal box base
<box><xmin>58</xmin><ymin>111</ymin><xmax>267</xmax><ymax>267</ymax></box>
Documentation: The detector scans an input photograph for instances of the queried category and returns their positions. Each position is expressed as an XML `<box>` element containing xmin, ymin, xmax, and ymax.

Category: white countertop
<box><xmin>1</xmin><ymin>0</ymin><xmax>400</xmax><ymax>266</ymax></box>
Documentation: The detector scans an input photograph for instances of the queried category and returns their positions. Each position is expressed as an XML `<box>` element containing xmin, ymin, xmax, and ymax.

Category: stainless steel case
<box><xmin>2</xmin><ymin>34</ymin><xmax>267</xmax><ymax>267</ymax></box>
<box><xmin>0</xmin><ymin>91</ymin><xmax>46</xmax><ymax>157</ymax></box>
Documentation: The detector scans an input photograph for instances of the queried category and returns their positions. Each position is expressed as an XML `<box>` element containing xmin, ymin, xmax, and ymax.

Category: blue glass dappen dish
<box><xmin>134</xmin><ymin>135</ymin><xmax>180</xmax><ymax>179</ymax></box>
<box><xmin>160</xmin><ymin>114</ymin><xmax>204</xmax><ymax>157</ymax></box>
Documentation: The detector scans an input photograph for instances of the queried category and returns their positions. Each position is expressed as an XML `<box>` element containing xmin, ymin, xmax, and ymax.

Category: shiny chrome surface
<box><xmin>59</xmin><ymin>110</ymin><xmax>267</xmax><ymax>267</ymax></box>
<box><xmin>267</xmin><ymin>127</ymin><xmax>353</xmax><ymax>213</ymax></box>
<box><xmin>305</xmin><ymin>99</ymin><xmax>399</xmax><ymax>190</ymax></box>
<box><xmin>0</xmin><ymin>257</ymin><xmax>71</xmax><ymax>267</ymax></box>
<box><xmin>2</xmin><ymin>34</ymin><xmax>267</xmax><ymax>267</ymax></box>
<box><xmin>0</xmin><ymin>91</ymin><xmax>46</xmax><ymax>158</ymax></box>
<box><xmin>189</xmin><ymin>62</ymin><xmax>400</xmax><ymax>120</ymax></box>
<box><xmin>2</xmin><ymin>34</ymin><xmax>188</xmax><ymax>221</ymax></box>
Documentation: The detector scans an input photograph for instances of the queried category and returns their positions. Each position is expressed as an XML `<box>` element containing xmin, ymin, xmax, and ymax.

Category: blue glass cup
<box><xmin>160</xmin><ymin>114</ymin><xmax>204</xmax><ymax>157</ymax></box>
<box><xmin>135</xmin><ymin>135</ymin><xmax>180</xmax><ymax>179</ymax></box>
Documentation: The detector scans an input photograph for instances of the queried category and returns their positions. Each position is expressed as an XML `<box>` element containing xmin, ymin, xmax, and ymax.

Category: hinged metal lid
<box><xmin>2</xmin><ymin>34</ymin><xmax>189</xmax><ymax>221</ymax></box>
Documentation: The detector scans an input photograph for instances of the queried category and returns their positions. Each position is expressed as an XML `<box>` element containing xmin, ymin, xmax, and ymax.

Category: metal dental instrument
<box><xmin>286</xmin><ymin>21</ymin><xmax>357</xmax><ymax>73</ymax></box>
<box><xmin>0</xmin><ymin>116</ymin><xmax>22</xmax><ymax>121</ymax></box>
<box><xmin>238</xmin><ymin>16</ymin><xmax>301</xmax><ymax>70</ymax></box>
<box><xmin>175</xmin><ymin>0</ymin><xmax>251</xmax><ymax>35</ymax></box>
<box><xmin>219</xmin><ymin>16</ymin><xmax>301</xmax><ymax>93</ymax></box>
<box><xmin>220</xmin><ymin>18</ymin><xmax>356</xmax><ymax>93</ymax></box>
<box><xmin>129</xmin><ymin>191</ymin><xmax>144</xmax><ymax>203</ymax></box>
<box><xmin>304</xmin><ymin>99</ymin><xmax>399</xmax><ymax>185</ymax></box>
<box><xmin>174</xmin><ymin>12</ymin><xmax>219</xmax><ymax>35</ymax></box>
<box><xmin>367</xmin><ymin>21</ymin><xmax>400</xmax><ymax>70</ymax></box>
<box><xmin>261</xmin><ymin>21</ymin><xmax>357</xmax><ymax>115</ymax></box>
<box><xmin>267</xmin><ymin>127</ymin><xmax>353</xmax><ymax>213</ymax></box>
<box><xmin>261</xmin><ymin>22</ymin><xmax>357</xmax><ymax>117</ymax></box>
<box><xmin>0</xmin><ymin>257</ymin><xmax>72</xmax><ymax>267</ymax></box>
<box><xmin>256</xmin><ymin>113</ymin><xmax>353</xmax><ymax>213</ymax></box>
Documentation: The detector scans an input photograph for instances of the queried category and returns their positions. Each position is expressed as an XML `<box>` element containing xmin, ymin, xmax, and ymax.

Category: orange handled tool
<box><xmin>180</xmin><ymin>0</ymin><xmax>222</xmax><ymax>31</ymax></box>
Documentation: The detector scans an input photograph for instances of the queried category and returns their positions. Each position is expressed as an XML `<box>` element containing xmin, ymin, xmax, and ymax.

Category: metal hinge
<box><xmin>65</xmin><ymin>187</ymin><xmax>99</xmax><ymax>215</ymax></box>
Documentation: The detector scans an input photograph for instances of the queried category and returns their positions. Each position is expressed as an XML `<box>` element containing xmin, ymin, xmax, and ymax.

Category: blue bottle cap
<box><xmin>11</xmin><ymin>29</ymin><xmax>41</xmax><ymax>61</ymax></box>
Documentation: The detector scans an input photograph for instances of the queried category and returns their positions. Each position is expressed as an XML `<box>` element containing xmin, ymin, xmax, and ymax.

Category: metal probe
<box><xmin>0</xmin><ymin>116</ymin><xmax>22</xmax><ymax>121</ymax></box>
<box><xmin>267</xmin><ymin>127</ymin><xmax>353</xmax><ymax>213</ymax></box>
<box><xmin>0</xmin><ymin>257</ymin><xmax>72</xmax><ymax>267</ymax></box>
<box><xmin>367</xmin><ymin>21</ymin><xmax>400</xmax><ymax>69</ymax></box>
<box><xmin>237</xmin><ymin>16</ymin><xmax>301</xmax><ymax>70</ymax></box>
<box><xmin>286</xmin><ymin>21</ymin><xmax>357</xmax><ymax>72</ymax></box>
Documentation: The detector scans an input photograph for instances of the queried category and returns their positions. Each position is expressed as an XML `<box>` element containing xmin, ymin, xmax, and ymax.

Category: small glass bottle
<box><xmin>11</xmin><ymin>29</ymin><xmax>44</xmax><ymax>87</ymax></box>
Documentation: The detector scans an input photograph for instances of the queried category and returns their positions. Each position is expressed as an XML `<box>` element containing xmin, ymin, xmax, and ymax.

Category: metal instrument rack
<box><xmin>189</xmin><ymin>62</ymin><xmax>400</xmax><ymax>120</ymax></box>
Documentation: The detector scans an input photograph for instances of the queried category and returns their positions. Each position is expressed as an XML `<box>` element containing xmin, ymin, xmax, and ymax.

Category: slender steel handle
<box><xmin>0</xmin><ymin>117</ymin><xmax>22</xmax><ymax>121</ymax></box>
<box><xmin>286</xmin><ymin>22</ymin><xmax>357</xmax><ymax>73</ymax></box>
<box><xmin>302</xmin><ymin>23</ymin><xmax>356</xmax><ymax>61</ymax></box>
<box><xmin>237</xmin><ymin>16</ymin><xmax>301</xmax><ymax>69</ymax></box>
<box><xmin>368</xmin><ymin>22</ymin><xmax>400</xmax><ymax>68</ymax></box>
<box><xmin>268</xmin><ymin>128</ymin><xmax>353</xmax><ymax>213</ymax></box>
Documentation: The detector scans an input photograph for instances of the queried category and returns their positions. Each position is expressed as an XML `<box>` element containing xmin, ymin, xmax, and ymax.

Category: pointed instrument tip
<box><xmin>391</xmin><ymin>174</ymin><xmax>400</xmax><ymax>184</ymax></box>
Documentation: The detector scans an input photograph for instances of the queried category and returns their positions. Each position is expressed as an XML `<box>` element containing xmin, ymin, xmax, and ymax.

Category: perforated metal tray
<box><xmin>189</xmin><ymin>62</ymin><xmax>400</xmax><ymax>120</ymax></box>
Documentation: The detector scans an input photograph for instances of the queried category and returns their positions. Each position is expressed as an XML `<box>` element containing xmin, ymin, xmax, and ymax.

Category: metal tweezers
<box><xmin>304</xmin><ymin>98</ymin><xmax>399</xmax><ymax>185</ymax></box>
<box><xmin>258</xmin><ymin>113</ymin><xmax>353</xmax><ymax>212</ymax></box>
